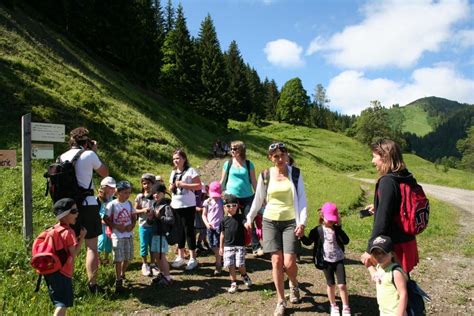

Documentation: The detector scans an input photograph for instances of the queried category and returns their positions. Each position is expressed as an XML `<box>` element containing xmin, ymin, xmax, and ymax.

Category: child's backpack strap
<box><xmin>390</xmin><ymin>263</ymin><xmax>407</xmax><ymax>287</ymax></box>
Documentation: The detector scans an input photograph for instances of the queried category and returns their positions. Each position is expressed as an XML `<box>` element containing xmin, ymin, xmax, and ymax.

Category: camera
<box><xmin>359</xmin><ymin>208</ymin><xmax>372</xmax><ymax>218</ymax></box>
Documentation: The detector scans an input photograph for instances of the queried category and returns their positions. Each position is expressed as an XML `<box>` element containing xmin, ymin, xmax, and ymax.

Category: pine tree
<box><xmin>245</xmin><ymin>65</ymin><xmax>265</xmax><ymax>119</ymax></box>
<box><xmin>276</xmin><ymin>78</ymin><xmax>310</xmax><ymax>124</ymax></box>
<box><xmin>164</xmin><ymin>0</ymin><xmax>175</xmax><ymax>34</ymax></box>
<box><xmin>196</xmin><ymin>14</ymin><xmax>229</xmax><ymax>120</ymax></box>
<box><xmin>225</xmin><ymin>41</ymin><xmax>250</xmax><ymax>120</ymax></box>
<box><xmin>263</xmin><ymin>79</ymin><xmax>279</xmax><ymax>120</ymax></box>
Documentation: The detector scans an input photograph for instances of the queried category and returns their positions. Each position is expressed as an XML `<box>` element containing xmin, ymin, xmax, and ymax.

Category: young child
<box><xmin>365</xmin><ymin>235</ymin><xmax>408</xmax><ymax>316</ymax></box>
<box><xmin>219</xmin><ymin>194</ymin><xmax>252</xmax><ymax>293</ymax></box>
<box><xmin>202</xmin><ymin>181</ymin><xmax>224</xmax><ymax>275</ymax></box>
<box><xmin>147</xmin><ymin>182</ymin><xmax>174</xmax><ymax>286</ymax></box>
<box><xmin>194</xmin><ymin>182</ymin><xmax>209</xmax><ymax>253</ymax></box>
<box><xmin>104</xmin><ymin>180</ymin><xmax>136</xmax><ymax>292</ymax></box>
<box><xmin>97</xmin><ymin>176</ymin><xmax>116</xmax><ymax>265</ymax></box>
<box><xmin>45</xmin><ymin>198</ymin><xmax>86</xmax><ymax>316</ymax></box>
<box><xmin>301</xmin><ymin>202</ymin><xmax>351</xmax><ymax>316</ymax></box>
<box><xmin>134</xmin><ymin>173</ymin><xmax>157</xmax><ymax>277</ymax></box>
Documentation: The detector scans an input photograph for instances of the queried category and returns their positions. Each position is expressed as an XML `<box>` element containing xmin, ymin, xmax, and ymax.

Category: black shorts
<box><xmin>323</xmin><ymin>260</ymin><xmax>346</xmax><ymax>285</ymax></box>
<box><xmin>72</xmin><ymin>203</ymin><xmax>101</xmax><ymax>239</ymax></box>
<box><xmin>44</xmin><ymin>271</ymin><xmax>73</xmax><ymax>308</ymax></box>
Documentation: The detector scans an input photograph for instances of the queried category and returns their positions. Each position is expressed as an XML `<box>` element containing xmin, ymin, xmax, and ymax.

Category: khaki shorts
<box><xmin>262</xmin><ymin>218</ymin><xmax>299</xmax><ymax>254</ymax></box>
<box><xmin>112</xmin><ymin>237</ymin><xmax>134</xmax><ymax>262</ymax></box>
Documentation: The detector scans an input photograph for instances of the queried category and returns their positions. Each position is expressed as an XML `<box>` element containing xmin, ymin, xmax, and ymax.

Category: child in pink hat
<box><xmin>202</xmin><ymin>181</ymin><xmax>225</xmax><ymax>275</ymax></box>
<box><xmin>301</xmin><ymin>202</ymin><xmax>351</xmax><ymax>316</ymax></box>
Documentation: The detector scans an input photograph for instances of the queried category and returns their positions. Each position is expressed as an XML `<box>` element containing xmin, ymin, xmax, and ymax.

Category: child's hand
<box><xmin>116</xmin><ymin>224</ymin><xmax>126</xmax><ymax>233</ymax></box>
<box><xmin>219</xmin><ymin>248</ymin><xmax>223</xmax><ymax>256</ymax></box>
<box><xmin>79</xmin><ymin>227</ymin><xmax>87</xmax><ymax>239</ymax></box>
<box><xmin>294</xmin><ymin>224</ymin><xmax>305</xmax><ymax>237</ymax></box>
<box><xmin>361</xmin><ymin>252</ymin><xmax>374</xmax><ymax>267</ymax></box>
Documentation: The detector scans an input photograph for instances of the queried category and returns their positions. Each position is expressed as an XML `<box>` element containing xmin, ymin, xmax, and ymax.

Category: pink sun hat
<box><xmin>208</xmin><ymin>181</ymin><xmax>222</xmax><ymax>198</ymax></box>
<box><xmin>321</xmin><ymin>202</ymin><xmax>340</xmax><ymax>224</ymax></box>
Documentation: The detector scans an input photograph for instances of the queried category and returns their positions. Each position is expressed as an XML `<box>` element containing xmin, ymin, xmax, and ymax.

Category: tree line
<box><xmin>15</xmin><ymin>0</ymin><xmax>353</xmax><ymax>130</ymax></box>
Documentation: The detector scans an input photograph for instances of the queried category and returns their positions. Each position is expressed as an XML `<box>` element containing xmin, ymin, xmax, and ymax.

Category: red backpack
<box><xmin>388</xmin><ymin>176</ymin><xmax>430</xmax><ymax>235</ymax></box>
<box><xmin>31</xmin><ymin>225</ymin><xmax>68</xmax><ymax>291</ymax></box>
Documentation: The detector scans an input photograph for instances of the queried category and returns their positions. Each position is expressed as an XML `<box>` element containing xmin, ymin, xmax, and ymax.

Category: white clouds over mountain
<box><xmin>264</xmin><ymin>39</ymin><xmax>304</xmax><ymax>68</ymax></box>
<box><xmin>307</xmin><ymin>0</ymin><xmax>470</xmax><ymax>69</ymax></box>
<box><xmin>327</xmin><ymin>66</ymin><xmax>474</xmax><ymax>115</ymax></box>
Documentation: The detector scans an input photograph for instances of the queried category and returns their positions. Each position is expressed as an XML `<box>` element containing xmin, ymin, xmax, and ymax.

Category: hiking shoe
<box><xmin>150</xmin><ymin>264</ymin><xmax>160</xmax><ymax>276</ymax></box>
<box><xmin>289</xmin><ymin>285</ymin><xmax>301</xmax><ymax>303</ymax></box>
<box><xmin>242</xmin><ymin>274</ymin><xmax>252</xmax><ymax>287</ymax></box>
<box><xmin>156</xmin><ymin>276</ymin><xmax>173</xmax><ymax>286</ymax></box>
<box><xmin>185</xmin><ymin>258</ymin><xmax>198</xmax><ymax>270</ymax></box>
<box><xmin>274</xmin><ymin>300</ymin><xmax>286</xmax><ymax>316</ymax></box>
<box><xmin>330</xmin><ymin>304</ymin><xmax>340</xmax><ymax>316</ymax></box>
<box><xmin>227</xmin><ymin>282</ymin><xmax>238</xmax><ymax>293</ymax></box>
<box><xmin>342</xmin><ymin>306</ymin><xmax>351</xmax><ymax>316</ymax></box>
<box><xmin>171</xmin><ymin>257</ymin><xmax>186</xmax><ymax>268</ymax></box>
<box><xmin>141</xmin><ymin>263</ymin><xmax>151</xmax><ymax>276</ymax></box>
<box><xmin>88</xmin><ymin>283</ymin><xmax>103</xmax><ymax>294</ymax></box>
<box><xmin>152</xmin><ymin>273</ymin><xmax>165</xmax><ymax>284</ymax></box>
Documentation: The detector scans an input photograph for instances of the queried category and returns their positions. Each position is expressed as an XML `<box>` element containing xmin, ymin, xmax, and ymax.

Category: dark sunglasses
<box><xmin>268</xmin><ymin>142</ymin><xmax>286</xmax><ymax>151</ymax></box>
<box><xmin>225</xmin><ymin>203</ymin><xmax>238</xmax><ymax>208</ymax></box>
<box><xmin>231</xmin><ymin>147</ymin><xmax>239</xmax><ymax>151</ymax></box>
<box><xmin>69</xmin><ymin>208</ymin><xmax>79</xmax><ymax>214</ymax></box>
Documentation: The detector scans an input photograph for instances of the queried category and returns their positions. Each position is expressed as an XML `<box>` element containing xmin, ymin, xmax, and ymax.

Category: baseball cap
<box><xmin>53</xmin><ymin>198</ymin><xmax>77</xmax><ymax>220</ymax></box>
<box><xmin>223</xmin><ymin>193</ymin><xmax>238</xmax><ymax>205</ymax></box>
<box><xmin>116</xmin><ymin>180</ymin><xmax>132</xmax><ymax>191</ymax></box>
<box><xmin>208</xmin><ymin>181</ymin><xmax>222</xmax><ymax>198</ymax></box>
<box><xmin>141</xmin><ymin>173</ymin><xmax>156</xmax><ymax>184</ymax></box>
<box><xmin>155</xmin><ymin>175</ymin><xmax>163</xmax><ymax>182</ymax></box>
<box><xmin>100</xmin><ymin>176</ymin><xmax>116</xmax><ymax>188</ymax></box>
<box><xmin>369</xmin><ymin>235</ymin><xmax>394</xmax><ymax>254</ymax></box>
<box><xmin>321</xmin><ymin>202</ymin><xmax>339</xmax><ymax>223</ymax></box>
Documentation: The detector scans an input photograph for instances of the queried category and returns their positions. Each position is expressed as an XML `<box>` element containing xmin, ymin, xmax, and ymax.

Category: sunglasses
<box><xmin>268</xmin><ymin>142</ymin><xmax>286</xmax><ymax>151</ymax></box>
<box><xmin>69</xmin><ymin>208</ymin><xmax>79</xmax><ymax>214</ymax></box>
<box><xmin>231</xmin><ymin>147</ymin><xmax>239</xmax><ymax>151</ymax></box>
<box><xmin>225</xmin><ymin>203</ymin><xmax>238</xmax><ymax>208</ymax></box>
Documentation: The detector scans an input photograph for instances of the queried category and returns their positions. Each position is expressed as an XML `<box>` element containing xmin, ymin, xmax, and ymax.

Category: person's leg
<box><xmin>121</xmin><ymin>260</ymin><xmax>129</xmax><ymax>278</ymax></box>
<box><xmin>327</xmin><ymin>284</ymin><xmax>337</xmax><ymax>305</ymax></box>
<box><xmin>183</xmin><ymin>207</ymin><xmax>197</xmax><ymax>259</ymax></box>
<box><xmin>283</xmin><ymin>253</ymin><xmax>298</xmax><ymax>286</ymax></box>
<box><xmin>115</xmin><ymin>261</ymin><xmax>122</xmax><ymax>280</ymax></box>
<box><xmin>271</xmin><ymin>251</ymin><xmax>285</xmax><ymax>302</ymax></box>
<box><xmin>139</xmin><ymin>226</ymin><xmax>148</xmax><ymax>264</ymax></box>
<box><xmin>335</xmin><ymin>261</ymin><xmax>350</xmax><ymax>312</ymax></box>
<box><xmin>85</xmin><ymin>237</ymin><xmax>99</xmax><ymax>285</ymax></box>
<box><xmin>54</xmin><ymin>307</ymin><xmax>66</xmax><ymax>316</ymax></box>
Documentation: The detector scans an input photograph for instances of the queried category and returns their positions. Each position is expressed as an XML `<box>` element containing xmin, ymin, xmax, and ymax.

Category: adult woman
<box><xmin>361</xmin><ymin>139</ymin><xmax>419</xmax><ymax>273</ymax></box>
<box><xmin>219</xmin><ymin>140</ymin><xmax>262</xmax><ymax>255</ymax></box>
<box><xmin>169</xmin><ymin>149</ymin><xmax>202</xmax><ymax>270</ymax></box>
<box><xmin>245</xmin><ymin>142</ymin><xmax>307</xmax><ymax>316</ymax></box>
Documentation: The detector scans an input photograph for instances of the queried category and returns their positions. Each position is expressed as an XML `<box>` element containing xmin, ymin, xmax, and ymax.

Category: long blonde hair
<box><xmin>371</xmin><ymin>139</ymin><xmax>406</xmax><ymax>175</ymax></box>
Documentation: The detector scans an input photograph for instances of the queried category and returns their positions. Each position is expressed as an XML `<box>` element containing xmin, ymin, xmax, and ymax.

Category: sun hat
<box><xmin>53</xmin><ymin>198</ymin><xmax>77</xmax><ymax>220</ymax></box>
<box><xmin>321</xmin><ymin>202</ymin><xmax>339</xmax><ymax>223</ymax></box>
<box><xmin>116</xmin><ymin>180</ymin><xmax>132</xmax><ymax>191</ymax></box>
<box><xmin>369</xmin><ymin>235</ymin><xmax>394</xmax><ymax>254</ymax></box>
<box><xmin>100</xmin><ymin>176</ymin><xmax>116</xmax><ymax>188</ymax></box>
<box><xmin>208</xmin><ymin>181</ymin><xmax>222</xmax><ymax>198</ymax></box>
<box><xmin>141</xmin><ymin>173</ymin><xmax>156</xmax><ymax>184</ymax></box>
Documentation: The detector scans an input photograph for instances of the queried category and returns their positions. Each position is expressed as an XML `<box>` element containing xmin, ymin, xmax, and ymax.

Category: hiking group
<box><xmin>34</xmin><ymin>127</ymin><xmax>429</xmax><ymax>316</ymax></box>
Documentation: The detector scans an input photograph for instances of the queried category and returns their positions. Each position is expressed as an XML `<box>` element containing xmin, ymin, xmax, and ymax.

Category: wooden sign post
<box><xmin>22</xmin><ymin>113</ymin><xmax>33</xmax><ymax>241</ymax></box>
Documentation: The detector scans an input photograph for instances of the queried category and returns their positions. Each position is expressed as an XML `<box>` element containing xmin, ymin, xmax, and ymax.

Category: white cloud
<box><xmin>264</xmin><ymin>39</ymin><xmax>304</xmax><ymax>68</ymax></box>
<box><xmin>307</xmin><ymin>0</ymin><xmax>470</xmax><ymax>69</ymax></box>
<box><xmin>327</xmin><ymin>66</ymin><xmax>474</xmax><ymax>115</ymax></box>
<box><xmin>306</xmin><ymin>36</ymin><xmax>324</xmax><ymax>56</ymax></box>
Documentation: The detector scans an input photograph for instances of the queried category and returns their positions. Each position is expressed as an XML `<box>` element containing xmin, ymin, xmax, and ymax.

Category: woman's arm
<box><xmin>177</xmin><ymin>170</ymin><xmax>201</xmax><ymax>191</ymax></box>
<box><xmin>219</xmin><ymin>161</ymin><xmax>228</xmax><ymax>185</ymax></box>
<box><xmin>369</xmin><ymin>176</ymin><xmax>398</xmax><ymax>242</ymax></box>
<box><xmin>295</xmin><ymin>168</ymin><xmax>308</xmax><ymax>227</ymax></box>
<box><xmin>202</xmin><ymin>205</ymin><xmax>212</xmax><ymax>229</ymax></box>
<box><xmin>246</xmin><ymin>171</ymin><xmax>266</xmax><ymax>225</ymax></box>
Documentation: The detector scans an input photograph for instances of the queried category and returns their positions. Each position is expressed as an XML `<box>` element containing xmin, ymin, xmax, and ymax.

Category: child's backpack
<box><xmin>387</xmin><ymin>176</ymin><xmax>430</xmax><ymax>235</ymax></box>
<box><xmin>31</xmin><ymin>225</ymin><xmax>68</xmax><ymax>292</ymax></box>
<box><xmin>391</xmin><ymin>264</ymin><xmax>431</xmax><ymax>316</ymax></box>
<box><xmin>222</xmin><ymin>159</ymin><xmax>252</xmax><ymax>190</ymax></box>
<box><xmin>43</xmin><ymin>149</ymin><xmax>91</xmax><ymax>204</ymax></box>
<box><xmin>163</xmin><ymin>206</ymin><xmax>183</xmax><ymax>246</ymax></box>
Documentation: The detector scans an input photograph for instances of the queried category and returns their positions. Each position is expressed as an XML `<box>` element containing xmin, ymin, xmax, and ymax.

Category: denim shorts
<box><xmin>207</xmin><ymin>228</ymin><xmax>220</xmax><ymax>249</ymax></box>
<box><xmin>44</xmin><ymin>271</ymin><xmax>73</xmax><ymax>308</ymax></box>
<box><xmin>151</xmin><ymin>235</ymin><xmax>169</xmax><ymax>253</ymax></box>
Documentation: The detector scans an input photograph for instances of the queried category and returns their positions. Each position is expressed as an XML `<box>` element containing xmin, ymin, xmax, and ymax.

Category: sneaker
<box><xmin>330</xmin><ymin>304</ymin><xmax>340</xmax><ymax>316</ymax></box>
<box><xmin>88</xmin><ymin>283</ymin><xmax>103</xmax><ymax>294</ymax></box>
<box><xmin>342</xmin><ymin>306</ymin><xmax>351</xmax><ymax>316</ymax></box>
<box><xmin>273</xmin><ymin>300</ymin><xmax>286</xmax><ymax>316</ymax></box>
<box><xmin>253</xmin><ymin>247</ymin><xmax>264</xmax><ymax>257</ymax></box>
<box><xmin>213</xmin><ymin>266</ymin><xmax>222</xmax><ymax>276</ymax></box>
<box><xmin>227</xmin><ymin>282</ymin><xmax>238</xmax><ymax>293</ymax></box>
<box><xmin>185</xmin><ymin>258</ymin><xmax>198</xmax><ymax>270</ymax></box>
<box><xmin>242</xmin><ymin>274</ymin><xmax>252</xmax><ymax>287</ymax></box>
<box><xmin>141</xmin><ymin>263</ymin><xmax>151</xmax><ymax>276</ymax></box>
<box><xmin>289</xmin><ymin>285</ymin><xmax>301</xmax><ymax>304</ymax></box>
<box><xmin>152</xmin><ymin>273</ymin><xmax>165</xmax><ymax>284</ymax></box>
<box><xmin>150</xmin><ymin>264</ymin><xmax>160</xmax><ymax>276</ymax></box>
<box><xmin>171</xmin><ymin>257</ymin><xmax>186</xmax><ymax>268</ymax></box>
<box><xmin>157</xmin><ymin>276</ymin><xmax>173</xmax><ymax>286</ymax></box>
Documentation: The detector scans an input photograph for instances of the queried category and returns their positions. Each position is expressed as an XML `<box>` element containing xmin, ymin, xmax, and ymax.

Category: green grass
<box><xmin>1</xmin><ymin>4</ymin><xmax>473</xmax><ymax>314</ymax></box>
<box><xmin>399</xmin><ymin>105</ymin><xmax>433</xmax><ymax>136</ymax></box>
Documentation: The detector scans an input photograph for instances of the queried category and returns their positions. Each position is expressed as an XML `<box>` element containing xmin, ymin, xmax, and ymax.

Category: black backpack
<box><xmin>44</xmin><ymin>149</ymin><xmax>91</xmax><ymax>204</ymax></box>
<box><xmin>158</xmin><ymin>204</ymin><xmax>183</xmax><ymax>246</ymax></box>
<box><xmin>391</xmin><ymin>264</ymin><xmax>431</xmax><ymax>316</ymax></box>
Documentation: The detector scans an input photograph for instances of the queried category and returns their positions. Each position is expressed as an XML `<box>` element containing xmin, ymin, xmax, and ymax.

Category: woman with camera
<box><xmin>169</xmin><ymin>149</ymin><xmax>202</xmax><ymax>270</ymax></box>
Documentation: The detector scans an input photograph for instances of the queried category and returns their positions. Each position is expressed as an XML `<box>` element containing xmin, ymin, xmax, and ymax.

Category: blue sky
<box><xmin>172</xmin><ymin>0</ymin><xmax>474</xmax><ymax>115</ymax></box>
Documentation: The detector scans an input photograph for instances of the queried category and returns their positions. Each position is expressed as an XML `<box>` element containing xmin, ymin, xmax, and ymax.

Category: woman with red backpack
<box><xmin>361</xmin><ymin>139</ymin><xmax>423</xmax><ymax>274</ymax></box>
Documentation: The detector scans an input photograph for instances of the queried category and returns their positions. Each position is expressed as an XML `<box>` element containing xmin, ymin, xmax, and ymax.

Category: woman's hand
<box><xmin>361</xmin><ymin>252</ymin><xmax>374</xmax><ymax>267</ymax></box>
<box><xmin>294</xmin><ymin>224</ymin><xmax>305</xmax><ymax>237</ymax></box>
<box><xmin>366</xmin><ymin>204</ymin><xmax>375</xmax><ymax>215</ymax></box>
<box><xmin>244</xmin><ymin>222</ymin><xmax>252</xmax><ymax>231</ymax></box>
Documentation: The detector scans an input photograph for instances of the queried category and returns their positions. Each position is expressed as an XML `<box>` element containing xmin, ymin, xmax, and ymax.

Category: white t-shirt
<box><xmin>60</xmin><ymin>148</ymin><xmax>103</xmax><ymax>206</ymax></box>
<box><xmin>169</xmin><ymin>167</ymin><xmax>199</xmax><ymax>209</ymax></box>
<box><xmin>105</xmin><ymin>199</ymin><xmax>135</xmax><ymax>239</ymax></box>
<box><xmin>135</xmin><ymin>193</ymin><xmax>154</xmax><ymax>227</ymax></box>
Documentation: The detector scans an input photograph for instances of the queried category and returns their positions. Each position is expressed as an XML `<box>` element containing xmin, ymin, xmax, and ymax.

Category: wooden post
<box><xmin>22</xmin><ymin>113</ymin><xmax>33</xmax><ymax>241</ymax></box>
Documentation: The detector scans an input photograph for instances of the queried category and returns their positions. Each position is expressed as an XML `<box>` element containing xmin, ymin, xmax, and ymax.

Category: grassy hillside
<box><xmin>397</xmin><ymin>104</ymin><xmax>432</xmax><ymax>136</ymax></box>
<box><xmin>1</xmin><ymin>5</ymin><xmax>473</xmax><ymax>314</ymax></box>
